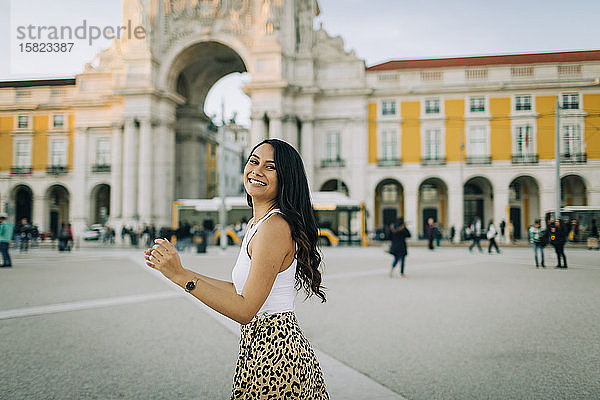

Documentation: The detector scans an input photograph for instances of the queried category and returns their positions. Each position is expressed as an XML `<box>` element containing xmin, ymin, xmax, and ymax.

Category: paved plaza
<box><xmin>0</xmin><ymin>243</ymin><xmax>599</xmax><ymax>400</ymax></box>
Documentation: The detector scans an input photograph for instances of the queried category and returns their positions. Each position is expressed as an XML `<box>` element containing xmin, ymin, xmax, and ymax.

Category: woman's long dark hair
<box><xmin>246</xmin><ymin>139</ymin><xmax>326</xmax><ymax>302</ymax></box>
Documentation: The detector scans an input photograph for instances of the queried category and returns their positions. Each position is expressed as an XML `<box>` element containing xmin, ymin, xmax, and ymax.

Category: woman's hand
<box><xmin>144</xmin><ymin>239</ymin><xmax>186</xmax><ymax>281</ymax></box>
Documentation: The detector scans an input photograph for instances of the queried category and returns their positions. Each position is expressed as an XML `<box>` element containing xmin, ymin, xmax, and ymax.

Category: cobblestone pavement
<box><xmin>1</xmin><ymin>244</ymin><xmax>598</xmax><ymax>399</ymax></box>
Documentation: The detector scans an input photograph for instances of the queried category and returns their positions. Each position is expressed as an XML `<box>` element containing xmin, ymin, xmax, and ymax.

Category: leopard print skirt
<box><xmin>231</xmin><ymin>311</ymin><xmax>329</xmax><ymax>399</ymax></box>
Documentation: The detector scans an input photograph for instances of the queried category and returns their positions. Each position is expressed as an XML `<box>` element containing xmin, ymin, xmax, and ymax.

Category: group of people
<box><xmin>528</xmin><ymin>218</ymin><xmax>573</xmax><ymax>269</ymax></box>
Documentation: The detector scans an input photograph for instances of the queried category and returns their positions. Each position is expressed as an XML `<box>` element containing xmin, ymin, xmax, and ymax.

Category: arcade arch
<box><xmin>320</xmin><ymin>179</ymin><xmax>349</xmax><ymax>196</ymax></box>
<box><xmin>561</xmin><ymin>174</ymin><xmax>587</xmax><ymax>206</ymax></box>
<box><xmin>374</xmin><ymin>179</ymin><xmax>404</xmax><ymax>230</ymax></box>
<box><xmin>45</xmin><ymin>185</ymin><xmax>70</xmax><ymax>237</ymax></box>
<box><xmin>463</xmin><ymin>177</ymin><xmax>494</xmax><ymax>227</ymax></box>
<box><xmin>91</xmin><ymin>184</ymin><xmax>111</xmax><ymax>225</ymax></box>
<box><xmin>508</xmin><ymin>176</ymin><xmax>540</xmax><ymax>239</ymax></box>
<box><xmin>11</xmin><ymin>185</ymin><xmax>33</xmax><ymax>225</ymax></box>
<box><xmin>418</xmin><ymin>178</ymin><xmax>447</xmax><ymax>237</ymax></box>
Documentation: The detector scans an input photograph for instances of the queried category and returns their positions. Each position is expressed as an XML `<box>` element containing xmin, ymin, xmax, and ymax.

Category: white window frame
<box><xmin>378</xmin><ymin>127</ymin><xmax>399</xmax><ymax>161</ymax></box>
<box><xmin>561</xmin><ymin>123</ymin><xmax>584</xmax><ymax>156</ymax></box>
<box><xmin>469</xmin><ymin>96</ymin><xmax>486</xmax><ymax>113</ymax></box>
<box><xmin>514</xmin><ymin>95</ymin><xmax>533</xmax><ymax>112</ymax></box>
<box><xmin>421</xmin><ymin>97</ymin><xmax>444</xmax><ymax>117</ymax></box>
<box><xmin>325</xmin><ymin>131</ymin><xmax>341</xmax><ymax>161</ymax></box>
<box><xmin>16</xmin><ymin>114</ymin><xmax>31</xmax><ymax>130</ymax></box>
<box><xmin>466</xmin><ymin>124</ymin><xmax>490</xmax><ymax>157</ymax></box>
<box><xmin>560</xmin><ymin>92</ymin><xmax>581</xmax><ymax>111</ymax></box>
<box><xmin>49</xmin><ymin>138</ymin><xmax>68</xmax><ymax>167</ymax></box>
<box><xmin>13</xmin><ymin>137</ymin><xmax>32</xmax><ymax>167</ymax></box>
<box><xmin>512</xmin><ymin>122</ymin><xmax>537</xmax><ymax>156</ymax></box>
<box><xmin>95</xmin><ymin>137</ymin><xmax>111</xmax><ymax>166</ymax></box>
<box><xmin>381</xmin><ymin>99</ymin><xmax>397</xmax><ymax>117</ymax></box>
<box><xmin>51</xmin><ymin>113</ymin><xmax>66</xmax><ymax>130</ymax></box>
<box><xmin>421</xmin><ymin>123</ymin><xmax>445</xmax><ymax>161</ymax></box>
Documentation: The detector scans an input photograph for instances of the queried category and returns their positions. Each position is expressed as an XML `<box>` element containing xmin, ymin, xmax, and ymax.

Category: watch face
<box><xmin>186</xmin><ymin>280</ymin><xmax>196</xmax><ymax>291</ymax></box>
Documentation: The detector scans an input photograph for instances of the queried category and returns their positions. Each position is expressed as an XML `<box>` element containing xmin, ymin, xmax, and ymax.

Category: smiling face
<box><xmin>243</xmin><ymin>143</ymin><xmax>278</xmax><ymax>203</ymax></box>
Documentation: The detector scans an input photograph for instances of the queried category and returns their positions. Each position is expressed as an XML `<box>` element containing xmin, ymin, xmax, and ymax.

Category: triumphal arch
<box><xmin>68</xmin><ymin>0</ymin><xmax>367</xmax><ymax>234</ymax></box>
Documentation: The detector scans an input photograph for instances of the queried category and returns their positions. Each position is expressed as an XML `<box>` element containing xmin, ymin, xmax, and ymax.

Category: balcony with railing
<box><xmin>421</xmin><ymin>156</ymin><xmax>446</xmax><ymax>166</ymax></box>
<box><xmin>560</xmin><ymin>153</ymin><xmax>586</xmax><ymax>164</ymax></box>
<box><xmin>11</xmin><ymin>166</ymin><xmax>32</xmax><ymax>175</ymax></box>
<box><xmin>465</xmin><ymin>155</ymin><xmax>492</xmax><ymax>165</ymax></box>
<box><xmin>91</xmin><ymin>164</ymin><xmax>111</xmax><ymax>173</ymax></box>
<box><xmin>377</xmin><ymin>157</ymin><xmax>402</xmax><ymax>167</ymax></box>
<box><xmin>320</xmin><ymin>158</ymin><xmax>346</xmax><ymax>168</ymax></box>
<box><xmin>46</xmin><ymin>165</ymin><xmax>68</xmax><ymax>175</ymax></box>
<box><xmin>512</xmin><ymin>154</ymin><xmax>539</xmax><ymax>164</ymax></box>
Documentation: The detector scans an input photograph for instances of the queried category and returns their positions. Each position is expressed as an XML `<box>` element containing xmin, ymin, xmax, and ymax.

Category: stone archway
<box><xmin>418</xmin><ymin>177</ymin><xmax>448</xmax><ymax>237</ymax></box>
<box><xmin>509</xmin><ymin>176</ymin><xmax>540</xmax><ymax>239</ymax></box>
<box><xmin>374</xmin><ymin>179</ymin><xmax>404</xmax><ymax>230</ymax></box>
<box><xmin>320</xmin><ymin>179</ymin><xmax>349</xmax><ymax>196</ymax></box>
<box><xmin>91</xmin><ymin>184</ymin><xmax>111</xmax><ymax>225</ymax></box>
<box><xmin>45</xmin><ymin>185</ymin><xmax>70</xmax><ymax>238</ymax></box>
<box><xmin>463</xmin><ymin>176</ymin><xmax>494</xmax><ymax>227</ymax></box>
<box><xmin>561</xmin><ymin>174</ymin><xmax>587</xmax><ymax>206</ymax></box>
<box><xmin>11</xmin><ymin>185</ymin><xmax>33</xmax><ymax>226</ymax></box>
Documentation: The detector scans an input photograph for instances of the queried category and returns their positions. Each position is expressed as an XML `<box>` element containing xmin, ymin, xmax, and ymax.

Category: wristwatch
<box><xmin>185</xmin><ymin>277</ymin><xmax>200</xmax><ymax>293</ymax></box>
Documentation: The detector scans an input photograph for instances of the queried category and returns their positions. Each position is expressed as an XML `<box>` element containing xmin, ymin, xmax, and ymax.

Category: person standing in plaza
<box><xmin>469</xmin><ymin>217</ymin><xmax>483</xmax><ymax>253</ymax></box>
<box><xmin>486</xmin><ymin>220</ymin><xmax>501</xmax><ymax>254</ymax></box>
<box><xmin>0</xmin><ymin>215</ymin><xmax>14</xmax><ymax>268</ymax></box>
<box><xmin>549</xmin><ymin>220</ymin><xmax>568</xmax><ymax>269</ymax></box>
<box><xmin>389</xmin><ymin>217</ymin><xmax>411</xmax><ymax>278</ymax></box>
<box><xmin>144</xmin><ymin>139</ymin><xmax>329</xmax><ymax>399</ymax></box>
<box><xmin>588</xmin><ymin>219</ymin><xmax>599</xmax><ymax>250</ymax></box>
<box><xmin>499</xmin><ymin>219</ymin><xmax>506</xmax><ymax>242</ymax></box>
<box><xmin>528</xmin><ymin>219</ymin><xmax>546</xmax><ymax>268</ymax></box>
<box><xmin>425</xmin><ymin>217</ymin><xmax>435</xmax><ymax>250</ymax></box>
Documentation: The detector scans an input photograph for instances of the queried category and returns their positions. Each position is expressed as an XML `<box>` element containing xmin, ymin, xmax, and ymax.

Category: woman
<box><xmin>389</xmin><ymin>217</ymin><xmax>411</xmax><ymax>278</ymax></box>
<box><xmin>144</xmin><ymin>139</ymin><xmax>329</xmax><ymax>399</ymax></box>
<box><xmin>549</xmin><ymin>219</ymin><xmax>568</xmax><ymax>269</ymax></box>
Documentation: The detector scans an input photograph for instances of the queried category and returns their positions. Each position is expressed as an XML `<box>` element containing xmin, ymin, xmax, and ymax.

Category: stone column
<box><xmin>153</xmin><ymin>121</ymin><xmax>176</xmax><ymax>227</ymax></box>
<box><xmin>250</xmin><ymin>113</ymin><xmax>266</xmax><ymax>148</ymax></box>
<box><xmin>448</xmin><ymin>186</ymin><xmax>464</xmax><ymax>242</ymax></box>
<box><xmin>33</xmin><ymin>195</ymin><xmax>45</xmax><ymax>233</ymax></box>
<box><xmin>71</xmin><ymin>127</ymin><xmax>89</xmax><ymax>238</ymax></box>
<box><xmin>268</xmin><ymin>113</ymin><xmax>283</xmax><ymax>140</ymax></box>
<box><xmin>300</xmin><ymin>117</ymin><xmax>314</xmax><ymax>189</ymax></box>
<box><xmin>494</xmin><ymin>189</ymin><xmax>509</xmax><ymax>230</ymax></box>
<box><xmin>283</xmin><ymin>116</ymin><xmax>298</xmax><ymax>148</ymax></box>
<box><xmin>138</xmin><ymin>119</ymin><xmax>153</xmax><ymax>223</ymax></box>
<box><xmin>122</xmin><ymin>118</ymin><xmax>138</xmax><ymax>223</ymax></box>
<box><xmin>109</xmin><ymin>123</ymin><xmax>123</xmax><ymax>221</ymax></box>
<box><xmin>404</xmin><ymin>186</ymin><xmax>419</xmax><ymax>237</ymax></box>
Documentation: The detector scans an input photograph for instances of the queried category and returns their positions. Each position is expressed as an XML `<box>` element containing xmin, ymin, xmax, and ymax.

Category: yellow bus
<box><xmin>172</xmin><ymin>192</ymin><xmax>368</xmax><ymax>247</ymax></box>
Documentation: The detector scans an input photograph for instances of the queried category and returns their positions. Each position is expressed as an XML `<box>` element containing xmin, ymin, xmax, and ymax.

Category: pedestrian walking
<box><xmin>486</xmin><ymin>220</ymin><xmax>501</xmax><ymax>254</ymax></box>
<box><xmin>449</xmin><ymin>225</ymin><xmax>456</xmax><ymax>243</ymax></box>
<box><xmin>508</xmin><ymin>220</ymin><xmax>515</xmax><ymax>244</ymax></box>
<box><xmin>425</xmin><ymin>217</ymin><xmax>435</xmax><ymax>250</ymax></box>
<box><xmin>389</xmin><ymin>217</ymin><xmax>411</xmax><ymax>278</ymax></box>
<box><xmin>528</xmin><ymin>219</ymin><xmax>546</xmax><ymax>268</ymax></box>
<box><xmin>144</xmin><ymin>139</ymin><xmax>329</xmax><ymax>399</ymax></box>
<box><xmin>435</xmin><ymin>223</ymin><xmax>443</xmax><ymax>247</ymax></box>
<box><xmin>0</xmin><ymin>215</ymin><xmax>14</xmax><ymax>268</ymax></box>
<box><xmin>549</xmin><ymin>220</ymin><xmax>568</xmax><ymax>269</ymax></box>
<box><xmin>469</xmin><ymin>217</ymin><xmax>483</xmax><ymax>253</ymax></box>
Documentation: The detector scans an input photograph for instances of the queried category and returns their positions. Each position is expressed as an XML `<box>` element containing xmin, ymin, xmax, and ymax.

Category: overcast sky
<box><xmin>1</xmin><ymin>0</ymin><xmax>599</xmax><ymax>126</ymax></box>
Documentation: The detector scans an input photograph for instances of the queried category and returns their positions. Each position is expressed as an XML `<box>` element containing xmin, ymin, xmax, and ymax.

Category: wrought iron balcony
<box><xmin>91</xmin><ymin>164</ymin><xmax>111</xmax><ymax>173</ymax></box>
<box><xmin>46</xmin><ymin>165</ymin><xmax>68</xmax><ymax>175</ymax></box>
<box><xmin>11</xmin><ymin>166</ymin><xmax>32</xmax><ymax>175</ymax></box>
<box><xmin>560</xmin><ymin>153</ymin><xmax>587</xmax><ymax>164</ymax></box>
<box><xmin>320</xmin><ymin>159</ymin><xmax>346</xmax><ymax>168</ymax></box>
<box><xmin>512</xmin><ymin>154</ymin><xmax>539</xmax><ymax>164</ymax></box>
<box><xmin>465</xmin><ymin>155</ymin><xmax>492</xmax><ymax>165</ymax></box>
<box><xmin>421</xmin><ymin>157</ymin><xmax>446</xmax><ymax>166</ymax></box>
<box><xmin>377</xmin><ymin>158</ymin><xmax>402</xmax><ymax>167</ymax></box>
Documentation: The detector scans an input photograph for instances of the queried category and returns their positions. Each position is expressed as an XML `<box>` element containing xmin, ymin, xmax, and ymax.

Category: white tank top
<box><xmin>231</xmin><ymin>209</ymin><xmax>297</xmax><ymax>316</ymax></box>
